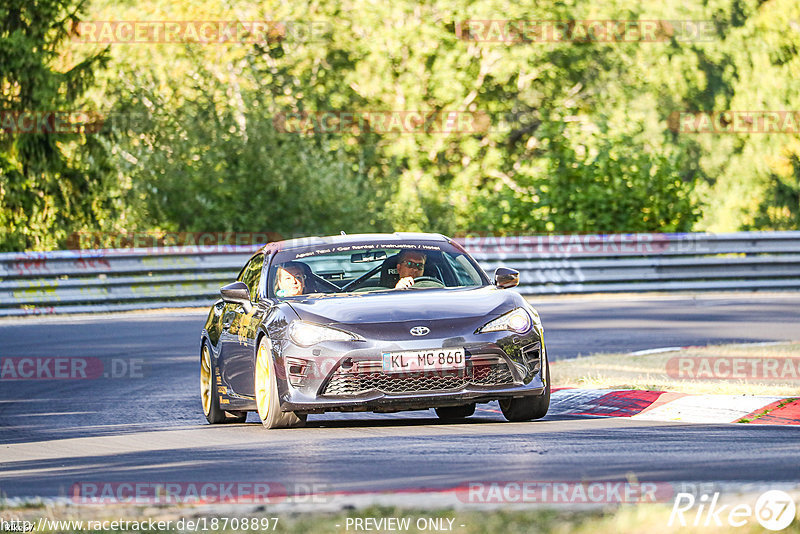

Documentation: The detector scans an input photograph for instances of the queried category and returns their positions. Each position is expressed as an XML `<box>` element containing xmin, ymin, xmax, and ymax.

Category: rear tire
<box><xmin>435</xmin><ymin>403</ymin><xmax>476</xmax><ymax>420</ymax></box>
<box><xmin>201</xmin><ymin>342</ymin><xmax>246</xmax><ymax>424</ymax></box>
<box><xmin>255</xmin><ymin>337</ymin><xmax>306</xmax><ymax>429</ymax></box>
<box><xmin>500</xmin><ymin>361</ymin><xmax>550</xmax><ymax>422</ymax></box>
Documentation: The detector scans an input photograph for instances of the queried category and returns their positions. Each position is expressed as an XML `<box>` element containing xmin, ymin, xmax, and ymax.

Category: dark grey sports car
<box><xmin>200</xmin><ymin>233</ymin><xmax>549</xmax><ymax>428</ymax></box>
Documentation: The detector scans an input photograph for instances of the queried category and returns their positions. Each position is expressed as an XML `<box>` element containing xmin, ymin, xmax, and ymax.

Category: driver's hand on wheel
<box><xmin>395</xmin><ymin>276</ymin><xmax>415</xmax><ymax>289</ymax></box>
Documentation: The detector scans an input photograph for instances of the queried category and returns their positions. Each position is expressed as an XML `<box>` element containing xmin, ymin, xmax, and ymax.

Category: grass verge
<box><xmin>550</xmin><ymin>341</ymin><xmax>800</xmax><ymax>396</ymax></box>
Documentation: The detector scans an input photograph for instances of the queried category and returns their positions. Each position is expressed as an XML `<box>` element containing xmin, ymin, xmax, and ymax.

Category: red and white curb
<box><xmin>549</xmin><ymin>388</ymin><xmax>800</xmax><ymax>425</ymax></box>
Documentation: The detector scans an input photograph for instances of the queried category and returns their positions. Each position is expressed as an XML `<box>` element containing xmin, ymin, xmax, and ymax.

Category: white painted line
<box><xmin>632</xmin><ymin>395</ymin><xmax>785</xmax><ymax>424</ymax></box>
<box><xmin>628</xmin><ymin>347</ymin><xmax>684</xmax><ymax>356</ymax></box>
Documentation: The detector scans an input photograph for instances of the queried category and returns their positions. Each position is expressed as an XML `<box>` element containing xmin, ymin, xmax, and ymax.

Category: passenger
<box><xmin>394</xmin><ymin>250</ymin><xmax>427</xmax><ymax>289</ymax></box>
<box><xmin>275</xmin><ymin>262</ymin><xmax>306</xmax><ymax>297</ymax></box>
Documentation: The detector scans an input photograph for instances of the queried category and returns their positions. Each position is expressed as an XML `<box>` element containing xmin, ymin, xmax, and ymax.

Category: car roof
<box><xmin>260</xmin><ymin>232</ymin><xmax>451</xmax><ymax>253</ymax></box>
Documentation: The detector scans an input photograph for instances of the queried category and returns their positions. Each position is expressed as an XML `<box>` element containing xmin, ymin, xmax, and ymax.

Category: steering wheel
<box><xmin>411</xmin><ymin>276</ymin><xmax>445</xmax><ymax>288</ymax></box>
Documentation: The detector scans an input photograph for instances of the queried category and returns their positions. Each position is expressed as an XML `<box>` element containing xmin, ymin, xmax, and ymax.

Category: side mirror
<box><xmin>220</xmin><ymin>281</ymin><xmax>253</xmax><ymax>313</ymax></box>
<box><xmin>494</xmin><ymin>267</ymin><xmax>519</xmax><ymax>289</ymax></box>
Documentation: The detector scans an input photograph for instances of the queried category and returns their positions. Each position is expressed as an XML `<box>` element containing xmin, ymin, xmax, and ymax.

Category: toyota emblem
<box><xmin>410</xmin><ymin>326</ymin><xmax>430</xmax><ymax>336</ymax></box>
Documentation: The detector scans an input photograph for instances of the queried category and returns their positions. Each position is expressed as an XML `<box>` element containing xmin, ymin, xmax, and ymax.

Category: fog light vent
<box><xmin>521</xmin><ymin>343</ymin><xmax>541</xmax><ymax>374</ymax></box>
<box><xmin>286</xmin><ymin>357</ymin><xmax>310</xmax><ymax>386</ymax></box>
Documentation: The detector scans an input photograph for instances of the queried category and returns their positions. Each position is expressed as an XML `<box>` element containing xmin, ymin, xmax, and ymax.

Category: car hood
<box><xmin>286</xmin><ymin>286</ymin><xmax>520</xmax><ymax>327</ymax></box>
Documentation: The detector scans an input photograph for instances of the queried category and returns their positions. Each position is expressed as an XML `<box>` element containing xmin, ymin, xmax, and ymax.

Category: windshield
<box><xmin>267</xmin><ymin>241</ymin><xmax>487</xmax><ymax>298</ymax></box>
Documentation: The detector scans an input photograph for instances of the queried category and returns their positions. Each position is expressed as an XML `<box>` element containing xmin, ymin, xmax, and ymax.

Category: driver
<box><xmin>394</xmin><ymin>250</ymin><xmax>427</xmax><ymax>289</ymax></box>
<box><xmin>275</xmin><ymin>262</ymin><xmax>306</xmax><ymax>297</ymax></box>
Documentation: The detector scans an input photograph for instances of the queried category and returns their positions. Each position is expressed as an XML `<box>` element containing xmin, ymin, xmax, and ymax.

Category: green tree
<box><xmin>749</xmin><ymin>140</ymin><xmax>800</xmax><ymax>230</ymax></box>
<box><xmin>18</xmin><ymin>0</ymin><xmax>798</xmax><ymax>250</ymax></box>
<box><xmin>0</xmin><ymin>0</ymin><xmax>109</xmax><ymax>250</ymax></box>
<box><xmin>105</xmin><ymin>52</ymin><xmax>391</xmax><ymax>238</ymax></box>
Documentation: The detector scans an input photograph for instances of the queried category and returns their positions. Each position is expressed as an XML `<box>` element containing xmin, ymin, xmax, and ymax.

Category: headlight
<box><xmin>477</xmin><ymin>308</ymin><xmax>534</xmax><ymax>334</ymax></box>
<box><xmin>288</xmin><ymin>321</ymin><xmax>361</xmax><ymax>346</ymax></box>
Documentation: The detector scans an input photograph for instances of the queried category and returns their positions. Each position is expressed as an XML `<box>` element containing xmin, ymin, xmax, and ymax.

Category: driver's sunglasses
<box><xmin>402</xmin><ymin>261</ymin><xmax>425</xmax><ymax>270</ymax></box>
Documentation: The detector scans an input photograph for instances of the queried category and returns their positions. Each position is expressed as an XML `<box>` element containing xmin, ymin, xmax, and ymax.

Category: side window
<box><xmin>444</xmin><ymin>253</ymin><xmax>482</xmax><ymax>286</ymax></box>
<box><xmin>238</xmin><ymin>254</ymin><xmax>265</xmax><ymax>300</ymax></box>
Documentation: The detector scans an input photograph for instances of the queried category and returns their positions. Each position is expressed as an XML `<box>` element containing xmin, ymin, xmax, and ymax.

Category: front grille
<box><xmin>320</xmin><ymin>356</ymin><xmax>515</xmax><ymax>396</ymax></box>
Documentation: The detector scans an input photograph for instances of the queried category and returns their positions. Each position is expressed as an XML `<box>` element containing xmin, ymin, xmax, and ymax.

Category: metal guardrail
<box><xmin>1</xmin><ymin>231</ymin><xmax>799</xmax><ymax>316</ymax></box>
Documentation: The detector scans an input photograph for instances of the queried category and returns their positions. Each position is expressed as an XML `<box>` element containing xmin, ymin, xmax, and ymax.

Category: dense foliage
<box><xmin>2</xmin><ymin>0</ymin><xmax>799</xmax><ymax>250</ymax></box>
<box><xmin>0</xmin><ymin>0</ymin><xmax>109</xmax><ymax>249</ymax></box>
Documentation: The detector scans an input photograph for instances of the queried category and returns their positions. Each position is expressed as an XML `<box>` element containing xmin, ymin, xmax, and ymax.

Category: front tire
<box><xmin>255</xmin><ymin>337</ymin><xmax>305</xmax><ymax>429</ymax></box>
<box><xmin>500</xmin><ymin>361</ymin><xmax>550</xmax><ymax>422</ymax></box>
<box><xmin>201</xmin><ymin>342</ymin><xmax>246</xmax><ymax>424</ymax></box>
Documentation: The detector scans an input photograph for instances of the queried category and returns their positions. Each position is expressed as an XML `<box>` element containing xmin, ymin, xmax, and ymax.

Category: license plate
<box><xmin>382</xmin><ymin>348</ymin><xmax>466</xmax><ymax>372</ymax></box>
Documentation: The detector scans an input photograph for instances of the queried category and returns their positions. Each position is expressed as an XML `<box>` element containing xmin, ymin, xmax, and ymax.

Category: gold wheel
<box><xmin>201</xmin><ymin>345</ymin><xmax>213</xmax><ymax>416</ymax></box>
<box><xmin>254</xmin><ymin>338</ymin><xmax>305</xmax><ymax>429</ymax></box>
<box><xmin>201</xmin><ymin>342</ymin><xmax>245</xmax><ymax>424</ymax></box>
<box><xmin>255</xmin><ymin>341</ymin><xmax>271</xmax><ymax>421</ymax></box>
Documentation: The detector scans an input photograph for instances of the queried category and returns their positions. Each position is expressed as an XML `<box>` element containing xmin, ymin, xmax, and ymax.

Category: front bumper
<box><xmin>282</xmin><ymin>380</ymin><xmax>547</xmax><ymax>414</ymax></box>
<box><xmin>274</xmin><ymin>329</ymin><xmax>547</xmax><ymax>414</ymax></box>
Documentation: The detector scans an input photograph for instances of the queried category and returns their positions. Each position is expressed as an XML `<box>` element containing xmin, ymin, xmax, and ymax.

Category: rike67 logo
<box><xmin>669</xmin><ymin>490</ymin><xmax>797</xmax><ymax>531</ymax></box>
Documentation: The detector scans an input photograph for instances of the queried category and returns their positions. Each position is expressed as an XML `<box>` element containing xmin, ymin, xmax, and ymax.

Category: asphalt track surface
<box><xmin>1</xmin><ymin>293</ymin><xmax>799</xmax><ymax>501</ymax></box>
